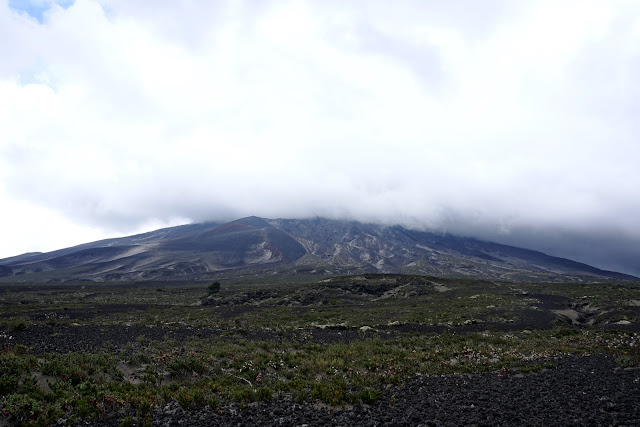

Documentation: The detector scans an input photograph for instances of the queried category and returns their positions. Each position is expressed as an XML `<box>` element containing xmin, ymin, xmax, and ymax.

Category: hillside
<box><xmin>0</xmin><ymin>216</ymin><xmax>635</xmax><ymax>282</ymax></box>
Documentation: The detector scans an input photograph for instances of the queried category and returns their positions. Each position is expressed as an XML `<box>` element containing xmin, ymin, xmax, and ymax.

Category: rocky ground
<box><xmin>87</xmin><ymin>354</ymin><xmax>639</xmax><ymax>426</ymax></box>
<box><xmin>5</xmin><ymin>325</ymin><xmax>640</xmax><ymax>426</ymax></box>
<box><xmin>2</xmin><ymin>276</ymin><xmax>639</xmax><ymax>426</ymax></box>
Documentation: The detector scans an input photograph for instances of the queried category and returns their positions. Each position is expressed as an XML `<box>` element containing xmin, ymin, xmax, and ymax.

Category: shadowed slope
<box><xmin>0</xmin><ymin>217</ymin><xmax>635</xmax><ymax>282</ymax></box>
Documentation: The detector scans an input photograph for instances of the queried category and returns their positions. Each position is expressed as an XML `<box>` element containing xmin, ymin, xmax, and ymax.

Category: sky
<box><xmin>1</xmin><ymin>0</ymin><xmax>639</xmax><ymax>276</ymax></box>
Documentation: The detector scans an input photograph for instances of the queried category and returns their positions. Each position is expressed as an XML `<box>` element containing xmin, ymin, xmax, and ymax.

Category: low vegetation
<box><xmin>0</xmin><ymin>275</ymin><xmax>638</xmax><ymax>425</ymax></box>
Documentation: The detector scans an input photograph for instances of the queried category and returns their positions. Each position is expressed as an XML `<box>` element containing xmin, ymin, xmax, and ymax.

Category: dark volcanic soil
<box><xmin>0</xmin><ymin>321</ymin><xmax>577</xmax><ymax>355</ymax></box>
<box><xmin>5</xmin><ymin>325</ymin><xmax>640</xmax><ymax>426</ymax></box>
<box><xmin>89</xmin><ymin>354</ymin><xmax>639</xmax><ymax>426</ymax></box>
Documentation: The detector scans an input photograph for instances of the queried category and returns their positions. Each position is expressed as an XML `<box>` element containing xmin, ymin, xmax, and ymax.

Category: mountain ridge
<box><xmin>0</xmin><ymin>216</ymin><xmax>636</xmax><ymax>282</ymax></box>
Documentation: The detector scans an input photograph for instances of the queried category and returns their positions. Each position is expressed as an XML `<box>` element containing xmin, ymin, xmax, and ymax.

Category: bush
<box><xmin>166</xmin><ymin>357</ymin><xmax>208</xmax><ymax>377</ymax></box>
<box><xmin>311</xmin><ymin>377</ymin><xmax>347</xmax><ymax>405</ymax></box>
<box><xmin>255</xmin><ymin>386</ymin><xmax>273</xmax><ymax>401</ymax></box>
<box><xmin>207</xmin><ymin>394</ymin><xmax>221</xmax><ymax>410</ymax></box>
<box><xmin>229</xmin><ymin>385</ymin><xmax>254</xmax><ymax>404</ymax></box>
<box><xmin>207</xmin><ymin>282</ymin><xmax>221</xmax><ymax>294</ymax></box>
<box><xmin>359</xmin><ymin>387</ymin><xmax>381</xmax><ymax>404</ymax></box>
<box><xmin>6</xmin><ymin>317</ymin><xmax>28</xmax><ymax>331</ymax></box>
<box><xmin>175</xmin><ymin>387</ymin><xmax>206</xmax><ymax>410</ymax></box>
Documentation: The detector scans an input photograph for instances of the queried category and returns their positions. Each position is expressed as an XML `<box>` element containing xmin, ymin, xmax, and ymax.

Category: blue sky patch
<box><xmin>9</xmin><ymin>0</ymin><xmax>74</xmax><ymax>23</ymax></box>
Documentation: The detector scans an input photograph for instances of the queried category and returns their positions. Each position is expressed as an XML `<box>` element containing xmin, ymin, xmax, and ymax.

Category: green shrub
<box><xmin>1</xmin><ymin>394</ymin><xmax>63</xmax><ymax>425</ymax></box>
<box><xmin>229</xmin><ymin>385</ymin><xmax>254</xmax><ymax>404</ymax></box>
<box><xmin>311</xmin><ymin>377</ymin><xmax>347</xmax><ymax>405</ymax></box>
<box><xmin>175</xmin><ymin>387</ymin><xmax>206</xmax><ymax>410</ymax></box>
<box><xmin>6</xmin><ymin>317</ymin><xmax>28</xmax><ymax>331</ymax></box>
<box><xmin>128</xmin><ymin>351</ymin><xmax>152</xmax><ymax>366</ymax></box>
<box><xmin>167</xmin><ymin>357</ymin><xmax>208</xmax><ymax>377</ymax></box>
<box><xmin>207</xmin><ymin>282</ymin><xmax>221</xmax><ymax>294</ymax></box>
<box><xmin>207</xmin><ymin>394</ymin><xmax>221</xmax><ymax>410</ymax></box>
<box><xmin>255</xmin><ymin>386</ymin><xmax>273</xmax><ymax>401</ymax></box>
<box><xmin>359</xmin><ymin>387</ymin><xmax>381</xmax><ymax>405</ymax></box>
<box><xmin>0</xmin><ymin>351</ymin><xmax>38</xmax><ymax>395</ymax></box>
<box><xmin>0</xmin><ymin>373</ymin><xmax>19</xmax><ymax>395</ymax></box>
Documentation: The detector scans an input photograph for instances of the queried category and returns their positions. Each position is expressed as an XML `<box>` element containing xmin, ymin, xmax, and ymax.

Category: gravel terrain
<box><xmin>87</xmin><ymin>354</ymin><xmax>639</xmax><ymax>426</ymax></box>
<box><xmin>4</xmin><ymin>325</ymin><xmax>640</xmax><ymax>426</ymax></box>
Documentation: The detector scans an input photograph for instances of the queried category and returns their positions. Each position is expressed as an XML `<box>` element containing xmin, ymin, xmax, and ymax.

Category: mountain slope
<box><xmin>270</xmin><ymin>218</ymin><xmax>635</xmax><ymax>281</ymax></box>
<box><xmin>0</xmin><ymin>217</ymin><xmax>635</xmax><ymax>282</ymax></box>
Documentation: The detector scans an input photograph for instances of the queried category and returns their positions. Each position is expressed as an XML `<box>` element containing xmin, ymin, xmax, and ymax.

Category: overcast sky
<box><xmin>1</xmin><ymin>0</ymin><xmax>639</xmax><ymax>276</ymax></box>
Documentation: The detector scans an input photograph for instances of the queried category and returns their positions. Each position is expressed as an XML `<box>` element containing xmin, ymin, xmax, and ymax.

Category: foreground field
<box><xmin>1</xmin><ymin>275</ymin><xmax>639</xmax><ymax>425</ymax></box>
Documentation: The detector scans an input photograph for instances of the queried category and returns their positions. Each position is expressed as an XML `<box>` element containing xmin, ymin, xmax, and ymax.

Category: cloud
<box><xmin>7</xmin><ymin>0</ymin><xmax>74</xmax><ymax>23</ymax></box>
<box><xmin>1</xmin><ymin>0</ymin><xmax>639</xmax><ymax>275</ymax></box>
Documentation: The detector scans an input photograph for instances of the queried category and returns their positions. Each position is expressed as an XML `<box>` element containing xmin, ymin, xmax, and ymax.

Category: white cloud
<box><xmin>1</xmin><ymin>0</ymin><xmax>640</xmax><ymax>274</ymax></box>
<box><xmin>0</xmin><ymin>188</ymin><xmax>109</xmax><ymax>257</ymax></box>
